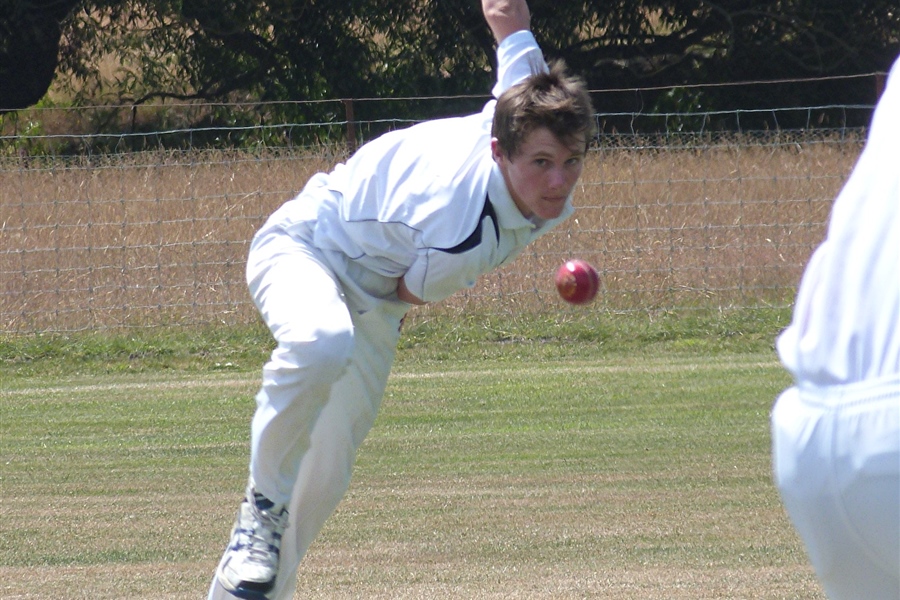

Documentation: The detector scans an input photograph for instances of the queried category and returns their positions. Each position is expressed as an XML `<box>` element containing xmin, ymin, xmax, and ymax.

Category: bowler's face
<box><xmin>492</xmin><ymin>127</ymin><xmax>586</xmax><ymax>221</ymax></box>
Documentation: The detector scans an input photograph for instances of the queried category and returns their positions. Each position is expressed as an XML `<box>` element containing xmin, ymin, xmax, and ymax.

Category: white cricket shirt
<box><xmin>776</xmin><ymin>56</ymin><xmax>900</xmax><ymax>386</ymax></box>
<box><xmin>266</xmin><ymin>31</ymin><xmax>573</xmax><ymax>305</ymax></box>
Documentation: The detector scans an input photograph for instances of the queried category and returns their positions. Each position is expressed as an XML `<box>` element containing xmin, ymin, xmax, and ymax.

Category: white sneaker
<box><xmin>216</xmin><ymin>485</ymin><xmax>289</xmax><ymax>600</ymax></box>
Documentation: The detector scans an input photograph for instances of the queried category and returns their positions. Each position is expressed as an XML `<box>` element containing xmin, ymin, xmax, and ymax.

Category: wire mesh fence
<box><xmin>0</xmin><ymin>103</ymin><xmax>867</xmax><ymax>334</ymax></box>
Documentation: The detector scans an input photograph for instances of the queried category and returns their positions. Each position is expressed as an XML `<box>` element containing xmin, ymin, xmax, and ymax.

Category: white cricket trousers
<box><xmin>208</xmin><ymin>222</ymin><xmax>408</xmax><ymax>600</ymax></box>
<box><xmin>771</xmin><ymin>374</ymin><xmax>900</xmax><ymax>600</ymax></box>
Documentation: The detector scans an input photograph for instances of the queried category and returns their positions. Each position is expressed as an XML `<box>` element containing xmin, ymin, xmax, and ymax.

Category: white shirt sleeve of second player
<box><xmin>491</xmin><ymin>30</ymin><xmax>548</xmax><ymax>98</ymax></box>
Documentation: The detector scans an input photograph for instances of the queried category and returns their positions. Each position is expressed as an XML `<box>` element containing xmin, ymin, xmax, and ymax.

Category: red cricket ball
<box><xmin>555</xmin><ymin>259</ymin><xmax>599</xmax><ymax>305</ymax></box>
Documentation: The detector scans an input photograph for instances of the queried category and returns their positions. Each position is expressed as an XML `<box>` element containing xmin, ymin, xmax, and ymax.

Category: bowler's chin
<box><xmin>535</xmin><ymin>199</ymin><xmax>568</xmax><ymax>220</ymax></box>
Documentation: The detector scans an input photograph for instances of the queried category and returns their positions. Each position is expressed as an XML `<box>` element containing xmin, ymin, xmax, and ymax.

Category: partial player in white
<box><xmin>771</xmin><ymin>55</ymin><xmax>900</xmax><ymax>600</ymax></box>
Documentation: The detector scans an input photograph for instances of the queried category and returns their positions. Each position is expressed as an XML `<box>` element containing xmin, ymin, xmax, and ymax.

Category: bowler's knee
<box><xmin>270</xmin><ymin>326</ymin><xmax>354</xmax><ymax>382</ymax></box>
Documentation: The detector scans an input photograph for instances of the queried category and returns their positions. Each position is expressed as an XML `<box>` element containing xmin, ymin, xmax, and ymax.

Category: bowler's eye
<box><xmin>534</xmin><ymin>158</ymin><xmax>549</xmax><ymax>167</ymax></box>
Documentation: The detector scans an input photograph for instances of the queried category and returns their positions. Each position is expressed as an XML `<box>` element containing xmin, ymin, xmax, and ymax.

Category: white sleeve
<box><xmin>491</xmin><ymin>30</ymin><xmax>548</xmax><ymax>98</ymax></box>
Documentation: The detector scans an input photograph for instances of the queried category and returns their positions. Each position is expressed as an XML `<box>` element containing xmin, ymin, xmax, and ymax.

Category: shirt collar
<box><xmin>488</xmin><ymin>163</ymin><xmax>537</xmax><ymax>230</ymax></box>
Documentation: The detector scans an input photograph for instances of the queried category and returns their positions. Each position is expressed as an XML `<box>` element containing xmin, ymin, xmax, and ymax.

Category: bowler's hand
<box><xmin>482</xmin><ymin>0</ymin><xmax>531</xmax><ymax>44</ymax></box>
<box><xmin>397</xmin><ymin>277</ymin><xmax>426</xmax><ymax>305</ymax></box>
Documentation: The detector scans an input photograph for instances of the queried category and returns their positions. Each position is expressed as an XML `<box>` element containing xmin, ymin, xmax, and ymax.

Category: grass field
<box><xmin>0</xmin><ymin>317</ymin><xmax>826</xmax><ymax>599</ymax></box>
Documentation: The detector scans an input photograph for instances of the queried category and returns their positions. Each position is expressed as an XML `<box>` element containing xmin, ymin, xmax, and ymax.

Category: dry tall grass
<box><xmin>0</xmin><ymin>132</ymin><xmax>860</xmax><ymax>333</ymax></box>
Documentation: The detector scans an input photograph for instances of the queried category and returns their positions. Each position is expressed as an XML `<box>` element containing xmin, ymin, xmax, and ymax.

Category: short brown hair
<box><xmin>492</xmin><ymin>60</ymin><xmax>595</xmax><ymax>157</ymax></box>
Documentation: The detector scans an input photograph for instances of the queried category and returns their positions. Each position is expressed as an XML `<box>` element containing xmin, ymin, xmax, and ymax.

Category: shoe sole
<box><xmin>216</xmin><ymin>556</ymin><xmax>276</xmax><ymax>600</ymax></box>
<box><xmin>221</xmin><ymin>588</ymin><xmax>272</xmax><ymax>600</ymax></box>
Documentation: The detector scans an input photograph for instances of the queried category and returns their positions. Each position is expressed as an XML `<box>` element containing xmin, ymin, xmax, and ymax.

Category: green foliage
<box><xmin>649</xmin><ymin>86</ymin><xmax>709</xmax><ymax>133</ymax></box>
<box><xmin>0</xmin><ymin>97</ymin><xmax>74</xmax><ymax>155</ymax></box>
<box><xmin>55</xmin><ymin>0</ymin><xmax>494</xmax><ymax>130</ymax></box>
<box><xmin>1</xmin><ymin>0</ymin><xmax>887</xmax><ymax>147</ymax></box>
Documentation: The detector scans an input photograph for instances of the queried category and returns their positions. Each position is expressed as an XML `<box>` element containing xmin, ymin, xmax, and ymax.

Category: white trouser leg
<box><xmin>263</xmin><ymin>300</ymin><xmax>406</xmax><ymax>600</ymax></box>
<box><xmin>771</xmin><ymin>376</ymin><xmax>900</xmax><ymax>600</ymax></box>
<box><xmin>245</xmin><ymin>229</ymin><xmax>355</xmax><ymax>505</ymax></box>
<box><xmin>210</xmin><ymin>301</ymin><xmax>405</xmax><ymax>600</ymax></box>
<box><xmin>210</xmin><ymin>227</ymin><xmax>408</xmax><ymax>600</ymax></box>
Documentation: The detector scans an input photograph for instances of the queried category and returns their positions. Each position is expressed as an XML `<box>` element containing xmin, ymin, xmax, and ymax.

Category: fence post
<box><xmin>874</xmin><ymin>72</ymin><xmax>886</xmax><ymax>104</ymax></box>
<box><xmin>342</xmin><ymin>99</ymin><xmax>357</xmax><ymax>152</ymax></box>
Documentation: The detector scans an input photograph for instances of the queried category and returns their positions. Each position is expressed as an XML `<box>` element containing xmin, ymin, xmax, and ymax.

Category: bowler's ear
<box><xmin>490</xmin><ymin>138</ymin><xmax>504</xmax><ymax>163</ymax></box>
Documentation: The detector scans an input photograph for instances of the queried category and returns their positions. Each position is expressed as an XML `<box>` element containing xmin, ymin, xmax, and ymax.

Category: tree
<box><xmin>3</xmin><ymin>0</ymin><xmax>898</xmax><ymax>132</ymax></box>
<box><xmin>0</xmin><ymin>0</ymin><xmax>81</xmax><ymax>111</ymax></box>
<box><xmin>39</xmin><ymin>0</ymin><xmax>501</xmax><ymax>142</ymax></box>
<box><xmin>526</xmin><ymin>0</ymin><xmax>899</xmax><ymax>128</ymax></box>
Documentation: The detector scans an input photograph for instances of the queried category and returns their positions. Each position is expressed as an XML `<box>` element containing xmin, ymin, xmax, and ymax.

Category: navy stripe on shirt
<box><xmin>436</xmin><ymin>196</ymin><xmax>499</xmax><ymax>255</ymax></box>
